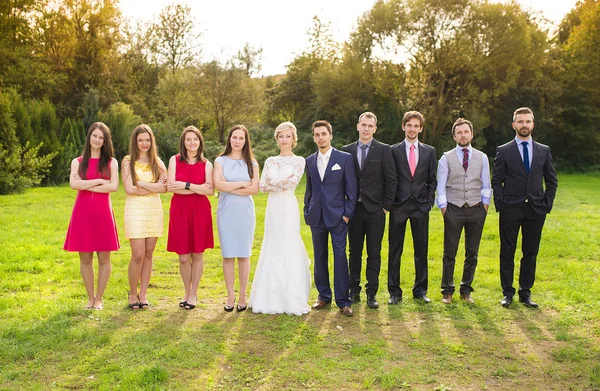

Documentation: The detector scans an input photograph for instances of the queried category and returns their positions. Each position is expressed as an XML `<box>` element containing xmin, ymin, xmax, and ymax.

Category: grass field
<box><xmin>0</xmin><ymin>173</ymin><xmax>599</xmax><ymax>390</ymax></box>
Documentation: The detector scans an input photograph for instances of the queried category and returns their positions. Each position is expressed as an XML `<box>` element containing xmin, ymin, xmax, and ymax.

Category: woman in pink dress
<box><xmin>167</xmin><ymin>126</ymin><xmax>214</xmax><ymax>310</ymax></box>
<box><xmin>64</xmin><ymin>122</ymin><xmax>120</xmax><ymax>310</ymax></box>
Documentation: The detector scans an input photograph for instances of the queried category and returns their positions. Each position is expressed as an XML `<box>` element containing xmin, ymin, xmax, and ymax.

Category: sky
<box><xmin>119</xmin><ymin>0</ymin><xmax>578</xmax><ymax>76</ymax></box>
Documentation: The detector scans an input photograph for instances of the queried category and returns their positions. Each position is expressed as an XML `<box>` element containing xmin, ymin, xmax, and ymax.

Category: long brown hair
<box><xmin>79</xmin><ymin>122</ymin><xmax>114</xmax><ymax>179</ymax></box>
<box><xmin>178</xmin><ymin>126</ymin><xmax>206</xmax><ymax>163</ymax></box>
<box><xmin>127</xmin><ymin>124</ymin><xmax>161</xmax><ymax>185</ymax></box>
<box><xmin>219</xmin><ymin>124</ymin><xmax>255</xmax><ymax>179</ymax></box>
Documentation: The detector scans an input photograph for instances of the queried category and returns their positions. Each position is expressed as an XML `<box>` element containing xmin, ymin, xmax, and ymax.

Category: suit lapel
<box><xmin>397</xmin><ymin>141</ymin><xmax>410</xmax><ymax>173</ymax></box>
<box><xmin>414</xmin><ymin>141</ymin><xmax>424</xmax><ymax>175</ymax></box>
<box><xmin>348</xmin><ymin>142</ymin><xmax>360</xmax><ymax>174</ymax></box>
<box><xmin>322</xmin><ymin>148</ymin><xmax>337</xmax><ymax>182</ymax></box>
<box><xmin>531</xmin><ymin>141</ymin><xmax>541</xmax><ymax>172</ymax></box>
<box><xmin>308</xmin><ymin>153</ymin><xmax>322</xmax><ymax>183</ymax></box>
<box><xmin>510</xmin><ymin>140</ymin><xmax>528</xmax><ymax>175</ymax></box>
<box><xmin>362</xmin><ymin>140</ymin><xmax>376</xmax><ymax>172</ymax></box>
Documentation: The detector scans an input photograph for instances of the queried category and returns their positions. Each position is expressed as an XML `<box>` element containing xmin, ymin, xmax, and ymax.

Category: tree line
<box><xmin>1</xmin><ymin>0</ymin><xmax>599</xmax><ymax>194</ymax></box>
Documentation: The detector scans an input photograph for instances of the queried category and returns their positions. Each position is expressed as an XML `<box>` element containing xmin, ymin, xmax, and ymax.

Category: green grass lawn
<box><xmin>1</xmin><ymin>173</ymin><xmax>599</xmax><ymax>390</ymax></box>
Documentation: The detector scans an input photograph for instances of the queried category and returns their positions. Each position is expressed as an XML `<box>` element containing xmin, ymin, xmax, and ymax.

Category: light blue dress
<box><xmin>215</xmin><ymin>156</ymin><xmax>257</xmax><ymax>258</ymax></box>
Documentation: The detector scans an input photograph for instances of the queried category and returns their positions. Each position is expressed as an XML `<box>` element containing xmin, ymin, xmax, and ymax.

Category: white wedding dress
<box><xmin>249</xmin><ymin>155</ymin><xmax>311</xmax><ymax>315</ymax></box>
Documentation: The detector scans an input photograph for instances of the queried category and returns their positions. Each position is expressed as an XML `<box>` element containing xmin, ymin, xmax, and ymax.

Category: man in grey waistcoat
<box><xmin>436</xmin><ymin>118</ymin><xmax>491</xmax><ymax>304</ymax></box>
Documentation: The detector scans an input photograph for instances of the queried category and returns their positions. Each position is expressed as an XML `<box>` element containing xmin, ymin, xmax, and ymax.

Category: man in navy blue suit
<box><xmin>304</xmin><ymin>120</ymin><xmax>357</xmax><ymax>317</ymax></box>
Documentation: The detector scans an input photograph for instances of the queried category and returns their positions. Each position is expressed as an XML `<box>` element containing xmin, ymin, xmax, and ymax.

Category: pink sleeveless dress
<box><xmin>63</xmin><ymin>157</ymin><xmax>120</xmax><ymax>252</ymax></box>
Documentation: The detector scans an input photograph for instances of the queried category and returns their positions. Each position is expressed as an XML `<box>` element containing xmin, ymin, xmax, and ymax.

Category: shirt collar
<box><xmin>405</xmin><ymin>140</ymin><xmax>418</xmax><ymax>151</ymax></box>
<box><xmin>455</xmin><ymin>145</ymin><xmax>472</xmax><ymax>152</ymax></box>
<box><xmin>359</xmin><ymin>139</ymin><xmax>373</xmax><ymax>148</ymax></box>
<box><xmin>319</xmin><ymin>147</ymin><xmax>333</xmax><ymax>160</ymax></box>
<box><xmin>515</xmin><ymin>136</ymin><xmax>532</xmax><ymax>144</ymax></box>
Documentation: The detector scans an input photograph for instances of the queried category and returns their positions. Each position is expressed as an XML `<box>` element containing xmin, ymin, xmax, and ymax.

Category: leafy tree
<box><xmin>151</xmin><ymin>3</ymin><xmax>201</xmax><ymax>74</ymax></box>
<box><xmin>235</xmin><ymin>43</ymin><xmax>263</xmax><ymax>77</ymax></box>
<box><xmin>196</xmin><ymin>61</ymin><xmax>263</xmax><ymax>143</ymax></box>
<box><xmin>79</xmin><ymin>88</ymin><xmax>100</xmax><ymax>131</ymax></box>
<box><xmin>549</xmin><ymin>0</ymin><xmax>600</xmax><ymax>169</ymax></box>
<box><xmin>99</xmin><ymin>102</ymin><xmax>142</xmax><ymax>161</ymax></box>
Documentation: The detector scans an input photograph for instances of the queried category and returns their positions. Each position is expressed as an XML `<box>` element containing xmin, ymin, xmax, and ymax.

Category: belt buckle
<box><xmin>462</xmin><ymin>203</ymin><xmax>469</xmax><ymax>208</ymax></box>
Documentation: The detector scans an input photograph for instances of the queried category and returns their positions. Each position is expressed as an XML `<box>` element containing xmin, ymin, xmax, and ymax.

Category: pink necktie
<box><xmin>409</xmin><ymin>144</ymin><xmax>416</xmax><ymax>177</ymax></box>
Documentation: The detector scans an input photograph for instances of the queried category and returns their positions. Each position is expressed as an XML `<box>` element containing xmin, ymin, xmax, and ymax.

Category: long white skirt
<box><xmin>249</xmin><ymin>189</ymin><xmax>311</xmax><ymax>315</ymax></box>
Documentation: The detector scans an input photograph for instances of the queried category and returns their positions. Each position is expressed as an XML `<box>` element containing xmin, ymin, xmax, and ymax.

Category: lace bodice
<box><xmin>259</xmin><ymin>155</ymin><xmax>305</xmax><ymax>193</ymax></box>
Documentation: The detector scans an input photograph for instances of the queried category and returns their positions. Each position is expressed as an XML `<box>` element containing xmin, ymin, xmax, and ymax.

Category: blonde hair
<box><xmin>359</xmin><ymin>112</ymin><xmax>378</xmax><ymax>125</ymax></box>
<box><xmin>274</xmin><ymin>121</ymin><xmax>298</xmax><ymax>149</ymax></box>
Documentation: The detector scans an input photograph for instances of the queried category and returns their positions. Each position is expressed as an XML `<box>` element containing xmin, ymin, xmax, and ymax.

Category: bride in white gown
<box><xmin>249</xmin><ymin>122</ymin><xmax>311</xmax><ymax>315</ymax></box>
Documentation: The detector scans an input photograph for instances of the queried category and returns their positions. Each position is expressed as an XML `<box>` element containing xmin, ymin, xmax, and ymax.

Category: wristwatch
<box><xmin>185</xmin><ymin>182</ymin><xmax>190</xmax><ymax>190</ymax></box>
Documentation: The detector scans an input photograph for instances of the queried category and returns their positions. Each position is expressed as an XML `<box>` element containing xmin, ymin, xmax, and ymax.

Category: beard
<box><xmin>517</xmin><ymin>127</ymin><xmax>531</xmax><ymax>137</ymax></box>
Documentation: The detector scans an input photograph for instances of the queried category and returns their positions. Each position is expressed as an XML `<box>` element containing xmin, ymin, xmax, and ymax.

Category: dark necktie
<box><xmin>522</xmin><ymin>141</ymin><xmax>530</xmax><ymax>173</ymax></box>
<box><xmin>462</xmin><ymin>148</ymin><xmax>469</xmax><ymax>172</ymax></box>
<box><xmin>359</xmin><ymin>144</ymin><xmax>368</xmax><ymax>170</ymax></box>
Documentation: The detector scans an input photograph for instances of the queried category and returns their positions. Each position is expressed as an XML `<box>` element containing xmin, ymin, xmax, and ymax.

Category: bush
<box><xmin>0</xmin><ymin>90</ymin><xmax>56</xmax><ymax>194</ymax></box>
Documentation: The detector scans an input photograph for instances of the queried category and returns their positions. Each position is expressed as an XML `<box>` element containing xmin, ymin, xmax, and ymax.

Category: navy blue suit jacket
<box><xmin>304</xmin><ymin>148</ymin><xmax>357</xmax><ymax>228</ymax></box>
<box><xmin>492</xmin><ymin>139</ymin><xmax>558</xmax><ymax>215</ymax></box>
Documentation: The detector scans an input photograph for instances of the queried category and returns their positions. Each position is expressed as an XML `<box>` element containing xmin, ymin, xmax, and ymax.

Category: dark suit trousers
<box><xmin>311</xmin><ymin>219</ymin><xmax>351</xmax><ymax>308</ymax></box>
<box><xmin>499</xmin><ymin>201</ymin><xmax>546</xmax><ymax>298</ymax></box>
<box><xmin>387</xmin><ymin>200</ymin><xmax>429</xmax><ymax>297</ymax></box>
<box><xmin>441</xmin><ymin>203</ymin><xmax>487</xmax><ymax>295</ymax></box>
<box><xmin>348</xmin><ymin>203</ymin><xmax>386</xmax><ymax>296</ymax></box>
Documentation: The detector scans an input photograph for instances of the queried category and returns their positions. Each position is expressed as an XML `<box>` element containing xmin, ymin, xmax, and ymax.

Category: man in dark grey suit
<box><xmin>492</xmin><ymin>107</ymin><xmax>558</xmax><ymax>308</ymax></box>
<box><xmin>388</xmin><ymin>111</ymin><xmax>437</xmax><ymax>304</ymax></box>
<box><xmin>342</xmin><ymin>112</ymin><xmax>397</xmax><ymax>309</ymax></box>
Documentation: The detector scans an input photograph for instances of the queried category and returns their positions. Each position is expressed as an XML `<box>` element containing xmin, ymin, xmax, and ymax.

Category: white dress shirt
<box><xmin>317</xmin><ymin>147</ymin><xmax>333</xmax><ymax>180</ymax></box>
<box><xmin>436</xmin><ymin>145</ymin><xmax>492</xmax><ymax>209</ymax></box>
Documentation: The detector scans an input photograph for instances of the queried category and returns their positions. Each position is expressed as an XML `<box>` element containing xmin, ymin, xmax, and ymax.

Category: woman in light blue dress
<box><xmin>213</xmin><ymin>125</ymin><xmax>259</xmax><ymax>312</ymax></box>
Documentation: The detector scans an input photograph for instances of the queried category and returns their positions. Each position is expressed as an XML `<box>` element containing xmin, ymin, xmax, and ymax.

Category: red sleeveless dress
<box><xmin>167</xmin><ymin>156</ymin><xmax>214</xmax><ymax>254</ymax></box>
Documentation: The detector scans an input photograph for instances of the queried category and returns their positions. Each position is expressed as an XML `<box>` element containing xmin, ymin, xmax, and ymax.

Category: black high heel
<box><xmin>236</xmin><ymin>304</ymin><xmax>247</xmax><ymax>312</ymax></box>
<box><xmin>184</xmin><ymin>297</ymin><xmax>197</xmax><ymax>310</ymax></box>
<box><xmin>128</xmin><ymin>292</ymin><xmax>140</xmax><ymax>310</ymax></box>
<box><xmin>224</xmin><ymin>297</ymin><xmax>235</xmax><ymax>312</ymax></box>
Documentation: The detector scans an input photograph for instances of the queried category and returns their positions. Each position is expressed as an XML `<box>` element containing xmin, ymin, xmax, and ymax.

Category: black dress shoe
<box><xmin>414</xmin><ymin>295</ymin><xmax>431</xmax><ymax>304</ymax></box>
<box><xmin>367</xmin><ymin>295</ymin><xmax>379</xmax><ymax>309</ymax></box>
<box><xmin>501</xmin><ymin>296</ymin><xmax>513</xmax><ymax>307</ymax></box>
<box><xmin>519</xmin><ymin>296</ymin><xmax>539</xmax><ymax>308</ymax></box>
<box><xmin>350</xmin><ymin>292</ymin><xmax>361</xmax><ymax>303</ymax></box>
<box><xmin>388</xmin><ymin>295</ymin><xmax>401</xmax><ymax>305</ymax></box>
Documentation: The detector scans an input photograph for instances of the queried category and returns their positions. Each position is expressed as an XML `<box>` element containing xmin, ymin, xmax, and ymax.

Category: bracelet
<box><xmin>185</xmin><ymin>182</ymin><xmax>190</xmax><ymax>190</ymax></box>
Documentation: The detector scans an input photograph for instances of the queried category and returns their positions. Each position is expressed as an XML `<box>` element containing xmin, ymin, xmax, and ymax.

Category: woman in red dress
<box><xmin>64</xmin><ymin>122</ymin><xmax>120</xmax><ymax>310</ymax></box>
<box><xmin>167</xmin><ymin>126</ymin><xmax>214</xmax><ymax>310</ymax></box>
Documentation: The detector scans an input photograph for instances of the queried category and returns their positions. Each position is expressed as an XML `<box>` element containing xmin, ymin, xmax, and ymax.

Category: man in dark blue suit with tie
<box><xmin>492</xmin><ymin>107</ymin><xmax>558</xmax><ymax>308</ymax></box>
<box><xmin>304</xmin><ymin>120</ymin><xmax>357</xmax><ymax>316</ymax></box>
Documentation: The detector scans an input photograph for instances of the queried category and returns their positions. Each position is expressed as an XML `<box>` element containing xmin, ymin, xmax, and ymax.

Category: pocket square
<box><xmin>331</xmin><ymin>163</ymin><xmax>341</xmax><ymax>171</ymax></box>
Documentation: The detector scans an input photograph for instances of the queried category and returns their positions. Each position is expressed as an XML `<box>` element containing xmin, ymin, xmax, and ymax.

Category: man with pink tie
<box><xmin>388</xmin><ymin>111</ymin><xmax>437</xmax><ymax>304</ymax></box>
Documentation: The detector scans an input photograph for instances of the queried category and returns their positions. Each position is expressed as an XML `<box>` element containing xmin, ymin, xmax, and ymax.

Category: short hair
<box><xmin>402</xmin><ymin>111</ymin><xmax>424</xmax><ymax>128</ymax></box>
<box><xmin>274</xmin><ymin>121</ymin><xmax>298</xmax><ymax>148</ymax></box>
<box><xmin>358</xmin><ymin>112</ymin><xmax>377</xmax><ymax>125</ymax></box>
<box><xmin>312</xmin><ymin>120</ymin><xmax>332</xmax><ymax>134</ymax></box>
<box><xmin>512</xmin><ymin>107</ymin><xmax>534</xmax><ymax>122</ymax></box>
<box><xmin>451</xmin><ymin>118</ymin><xmax>473</xmax><ymax>136</ymax></box>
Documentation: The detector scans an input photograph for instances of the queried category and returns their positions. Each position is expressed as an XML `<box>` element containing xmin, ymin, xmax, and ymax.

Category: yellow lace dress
<box><xmin>124</xmin><ymin>158</ymin><xmax>164</xmax><ymax>239</ymax></box>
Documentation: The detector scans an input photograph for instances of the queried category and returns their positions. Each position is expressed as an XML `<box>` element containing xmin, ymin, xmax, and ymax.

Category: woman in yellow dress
<box><xmin>122</xmin><ymin>125</ymin><xmax>167</xmax><ymax>309</ymax></box>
